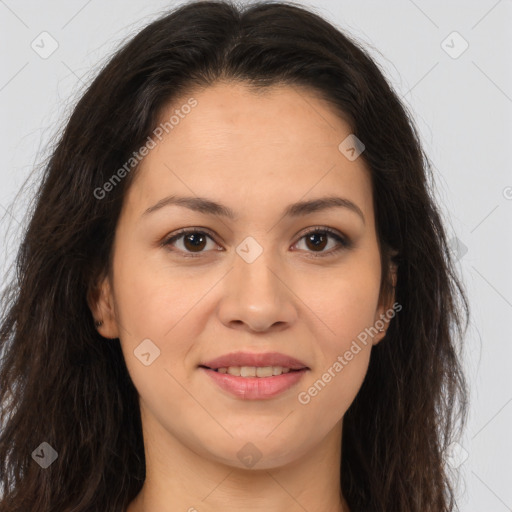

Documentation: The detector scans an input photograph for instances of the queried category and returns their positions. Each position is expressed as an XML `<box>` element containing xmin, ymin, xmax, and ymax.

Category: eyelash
<box><xmin>161</xmin><ymin>226</ymin><xmax>352</xmax><ymax>258</ymax></box>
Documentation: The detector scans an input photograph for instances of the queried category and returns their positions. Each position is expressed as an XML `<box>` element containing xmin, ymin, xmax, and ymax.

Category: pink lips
<box><xmin>201</xmin><ymin>367</ymin><xmax>308</xmax><ymax>399</ymax></box>
<box><xmin>201</xmin><ymin>351</ymin><xmax>308</xmax><ymax>370</ymax></box>
<box><xmin>199</xmin><ymin>351</ymin><xmax>309</xmax><ymax>400</ymax></box>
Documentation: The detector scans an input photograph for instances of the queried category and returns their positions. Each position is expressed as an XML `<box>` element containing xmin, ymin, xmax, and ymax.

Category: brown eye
<box><xmin>182</xmin><ymin>232</ymin><xmax>208</xmax><ymax>252</ymax></box>
<box><xmin>162</xmin><ymin>226</ymin><xmax>351</xmax><ymax>258</ymax></box>
<box><xmin>293</xmin><ymin>227</ymin><xmax>351</xmax><ymax>256</ymax></box>
<box><xmin>304</xmin><ymin>231</ymin><xmax>329</xmax><ymax>251</ymax></box>
<box><xmin>163</xmin><ymin>229</ymin><xmax>219</xmax><ymax>256</ymax></box>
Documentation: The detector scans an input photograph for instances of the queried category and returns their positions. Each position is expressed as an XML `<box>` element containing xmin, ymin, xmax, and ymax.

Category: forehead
<box><xmin>153</xmin><ymin>81</ymin><xmax>355</xmax><ymax>154</ymax></box>
<box><xmin>125</xmin><ymin>81</ymin><xmax>374</xmax><ymax>225</ymax></box>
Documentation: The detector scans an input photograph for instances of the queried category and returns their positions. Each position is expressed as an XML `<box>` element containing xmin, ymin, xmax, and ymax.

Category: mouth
<box><xmin>198</xmin><ymin>351</ymin><xmax>310</xmax><ymax>399</ymax></box>
<box><xmin>199</xmin><ymin>351</ymin><xmax>309</xmax><ymax>373</ymax></box>
<box><xmin>198</xmin><ymin>364</ymin><xmax>306</xmax><ymax>377</ymax></box>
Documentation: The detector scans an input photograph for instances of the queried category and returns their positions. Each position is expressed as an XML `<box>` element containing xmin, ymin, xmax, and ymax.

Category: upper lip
<box><xmin>200</xmin><ymin>351</ymin><xmax>309</xmax><ymax>370</ymax></box>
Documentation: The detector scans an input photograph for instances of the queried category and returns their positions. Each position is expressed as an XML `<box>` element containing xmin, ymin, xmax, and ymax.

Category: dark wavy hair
<box><xmin>0</xmin><ymin>1</ymin><xmax>469</xmax><ymax>510</ymax></box>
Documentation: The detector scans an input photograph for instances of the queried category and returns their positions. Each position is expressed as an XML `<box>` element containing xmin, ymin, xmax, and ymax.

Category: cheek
<box><xmin>306</xmin><ymin>257</ymin><xmax>382</xmax><ymax>351</ymax></box>
<box><xmin>112</xmin><ymin>251</ymin><xmax>201</xmax><ymax>430</ymax></box>
<box><xmin>297</xmin><ymin>313</ymin><xmax>374</xmax><ymax>426</ymax></box>
<box><xmin>297</xmin><ymin>257</ymin><xmax>381</xmax><ymax>414</ymax></box>
<box><xmin>111</xmin><ymin>243</ymin><xmax>199</xmax><ymax>386</ymax></box>
<box><xmin>297</xmin><ymin>346</ymin><xmax>371</xmax><ymax>430</ymax></box>
<box><xmin>112</xmin><ymin>239</ymin><xmax>208</xmax><ymax>339</ymax></box>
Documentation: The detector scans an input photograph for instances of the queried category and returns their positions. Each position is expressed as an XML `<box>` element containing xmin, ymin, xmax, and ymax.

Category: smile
<box><xmin>200</xmin><ymin>366</ymin><xmax>308</xmax><ymax>400</ymax></box>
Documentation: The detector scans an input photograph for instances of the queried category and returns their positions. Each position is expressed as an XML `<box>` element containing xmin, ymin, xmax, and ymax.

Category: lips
<box><xmin>201</xmin><ymin>367</ymin><xmax>308</xmax><ymax>399</ymax></box>
<box><xmin>200</xmin><ymin>351</ymin><xmax>309</xmax><ymax>371</ymax></box>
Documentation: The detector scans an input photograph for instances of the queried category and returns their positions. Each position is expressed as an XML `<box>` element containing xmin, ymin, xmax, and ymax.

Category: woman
<box><xmin>0</xmin><ymin>1</ymin><xmax>469</xmax><ymax>511</ymax></box>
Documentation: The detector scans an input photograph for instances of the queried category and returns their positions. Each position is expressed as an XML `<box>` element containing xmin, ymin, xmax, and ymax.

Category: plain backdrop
<box><xmin>1</xmin><ymin>1</ymin><xmax>511</xmax><ymax>510</ymax></box>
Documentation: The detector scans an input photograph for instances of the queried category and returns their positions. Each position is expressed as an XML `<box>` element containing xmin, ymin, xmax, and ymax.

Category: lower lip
<box><xmin>200</xmin><ymin>367</ymin><xmax>308</xmax><ymax>400</ymax></box>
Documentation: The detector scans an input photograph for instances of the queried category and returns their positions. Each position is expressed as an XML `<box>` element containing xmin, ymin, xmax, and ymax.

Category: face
<box><xmin>91</xmin><ymin>81</ymin><xmax>395</xmax><ymax>470</ymax></box>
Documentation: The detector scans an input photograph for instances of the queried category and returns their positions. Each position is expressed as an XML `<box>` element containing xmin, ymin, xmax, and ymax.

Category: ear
<box><xmin>372</xmin><ymin>260</ymin><xmax>398</xmax><ymax>345</ymax></box>
<box><xmin>87</xmin><ymin>272</ymin><xmax>120</xmax><ymax>339</ymax></box>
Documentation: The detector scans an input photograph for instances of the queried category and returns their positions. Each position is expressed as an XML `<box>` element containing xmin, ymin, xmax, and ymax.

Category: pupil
<box><xmin>184</xmin><ymin>233</ymin><xmax>206</xmax><ymax>251</ymax></box>
<box><xmin>307</xmin><ymin>233</ymin><xmax>327</xmax><ymax>251</ymax></box>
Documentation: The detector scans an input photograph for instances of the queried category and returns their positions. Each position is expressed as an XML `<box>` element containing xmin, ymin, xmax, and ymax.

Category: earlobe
<box><xmin>373</xmin><ymin>261</ymin><xmax>398</xmax><ymax>345</ymax></box>
<box><xmin>372</xmin><ymin>316</ymin><xmax>389</xmax><ymax>345</ymax></box>
<box><xmin>372</xmin><ymin>310</ymin><xmax>391</xmax><ymax>346</ymax></box>
<box><xmin>87</xmin><ymin>274</ymin><xmax>119</xmax><ymax>339</ymax></box>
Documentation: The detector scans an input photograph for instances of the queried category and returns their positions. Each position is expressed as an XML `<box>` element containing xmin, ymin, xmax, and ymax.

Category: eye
<box><xmin>161</xmin><ymin>226</ymin><xmax>351</xmax><ymax>258</ymax></box>
<box><xmin>292</xmin><ymin>227</ymin><xmax>351</xmax><ymax>257</ymax></box>
<box><xmin>162</xmin><ymin>228</ymin><xmax>220</xmax><ymax>257</ymax></box>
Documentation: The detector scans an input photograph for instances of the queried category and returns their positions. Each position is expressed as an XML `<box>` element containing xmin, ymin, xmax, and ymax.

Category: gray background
<box><xmin>1</xmin><ymin>1</ymin><xmax>511</xmax><ymax>510</ymax></box>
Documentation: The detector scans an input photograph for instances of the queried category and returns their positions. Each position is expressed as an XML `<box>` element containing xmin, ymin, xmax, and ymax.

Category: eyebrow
<box><xmin>142</xmin><ymin>194</ymin><xmax>365</xmax><ymax>225</ymax></box>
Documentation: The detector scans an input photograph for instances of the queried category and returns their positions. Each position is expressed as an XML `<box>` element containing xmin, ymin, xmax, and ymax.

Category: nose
<box><xmin>217</xmin><ymin>250</ymin><xmax>298</xmax><ymax>334</ymax></box>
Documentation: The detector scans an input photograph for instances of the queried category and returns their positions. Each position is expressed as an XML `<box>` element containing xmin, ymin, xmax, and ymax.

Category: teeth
<box><xmin>216</xmin><ymin>366</ymin><xmax>293</xmax><ymax>377</ymax></box>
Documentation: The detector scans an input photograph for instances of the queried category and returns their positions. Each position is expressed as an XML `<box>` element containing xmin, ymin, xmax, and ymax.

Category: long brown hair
<box><xmin>0</xmin><ymin>1</ymin><xmax>469</xmax><ymax>510</ymax></box>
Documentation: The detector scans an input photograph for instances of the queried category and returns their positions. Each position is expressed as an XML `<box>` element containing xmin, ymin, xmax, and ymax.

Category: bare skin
<box><xmin>89</xmin><ymin>81</ymin><xmax>396</xmax><ymax>512</ymax></box>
